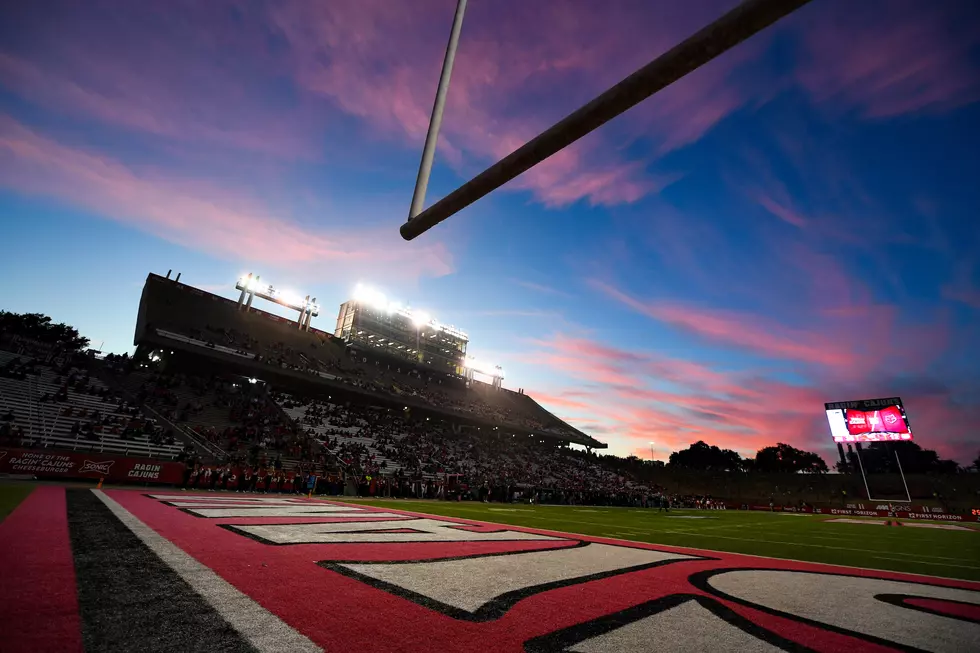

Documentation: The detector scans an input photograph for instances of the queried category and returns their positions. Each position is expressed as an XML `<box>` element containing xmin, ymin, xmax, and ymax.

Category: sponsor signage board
<box><xmin>0</xmin><ymin>447</ymin><xmax>184</xmax><ymax>484</ymax></box>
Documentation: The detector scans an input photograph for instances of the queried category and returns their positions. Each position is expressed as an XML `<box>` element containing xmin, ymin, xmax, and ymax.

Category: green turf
<box><xmin>0</xmin><ymin>483</ymin><xmax>34</xmax><ymax>523</ymax></box>
<box><xmin>349</xmin><ymin>499</ymin><xmax>980</xmax><ymax>582</ymax></box>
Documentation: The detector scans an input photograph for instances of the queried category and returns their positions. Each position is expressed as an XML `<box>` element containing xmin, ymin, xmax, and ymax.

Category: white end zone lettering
<box><xmin>139</xmin><ymin>494</ymin><xmax>980</xmax><ymax>650</ymax></box>
<box><xmin>226</xmin><ymin>518</ymin><xmax>565</xmax><ymax>544</ymax></box>
<box><xmin>696</xmin><ymin>569</ymin><xmax>980</xmax><ymax>652</ymax></box>
<box><xmin>525</xmin><ymin>595</ymin><xmax>792</xmax><ymax>653</ymax></box>
<box><xmin>327</xmin><ymin>542</ymin><xmax>700</xmax><ymax>621</ymax></box>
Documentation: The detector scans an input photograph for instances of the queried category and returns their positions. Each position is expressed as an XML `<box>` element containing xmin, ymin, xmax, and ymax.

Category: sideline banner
<box><xmin>740</xmin><ymin>503</ymin><xmax>979</xmax><ymax>522</ymax></box>
<box><xmin>0</xmin><ymin>447</ymin><xmax>185</xmax><ymax>484</ymax></box>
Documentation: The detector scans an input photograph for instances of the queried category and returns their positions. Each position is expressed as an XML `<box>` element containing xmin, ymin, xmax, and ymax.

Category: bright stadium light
<box><xmin>465</xmin><ymin>356</ymin><xmax>502</xmax><ymax>377</ymax></box>
<box><xmin>412</xmin><ymin>310</ymin><xmax>431</xmax><ymax>327</ymax></box>
<box><xmin>353</xmin><ymin>284</ymin><xmax>388</xmax><ymax>310</ymax></box>
<box><xmin>236</xmin><ymin>274</ymin><xmax>319</xmax><ymax>318</ymax></box>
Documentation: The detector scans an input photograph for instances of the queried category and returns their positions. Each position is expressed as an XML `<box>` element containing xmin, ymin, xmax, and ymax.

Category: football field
<box><xmin>2</xmin><ymin>485</ymin><xmax>978</xmax><ymax>652</ymax></box>
<box><xmin>350</xmin><ymin>498</ymin><xmax>980</xmax><ymax>581</ymax></box>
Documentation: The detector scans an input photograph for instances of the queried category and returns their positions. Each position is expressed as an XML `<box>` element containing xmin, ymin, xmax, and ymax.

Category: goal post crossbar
<box><xmin>401</xmin><ymin>0</ymin><xmax>814</xmax><ymax>241</ymax></box>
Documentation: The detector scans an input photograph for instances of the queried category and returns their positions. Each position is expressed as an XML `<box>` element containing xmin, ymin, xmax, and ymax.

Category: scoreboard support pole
<box><xmin>854</xmin><ymin>444</ymin><xmax>873</xmax><ymax>502</ymax></box>
<box><xmin>855</xmin><ymin>443</ymin><xmax>913</xmax><ymax>504</ymax></box>
<box><xmin>893</xmin><ymin>449</ymin><xmax>912</xmax><ymax>503</ymax></box>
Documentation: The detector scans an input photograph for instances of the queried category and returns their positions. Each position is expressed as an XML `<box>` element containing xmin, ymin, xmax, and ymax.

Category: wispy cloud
<box><xmin>794</xmin><ymin>0</ymin><xmax>980</xmax><ymax>118</ymax></box>
<box><xmin>510</xmin><ymin>279</ymin><xmax>573</xmax><ymax>299</ymax></box>
<box><xmin>0</xmin><ymin>115</ymin><xmax>452</xmax><ymax>281</ymax></box>
<box><xmin>526</xmin><ymin>331</ymin><xmax>977</xmax><ymax>464</ymax></box>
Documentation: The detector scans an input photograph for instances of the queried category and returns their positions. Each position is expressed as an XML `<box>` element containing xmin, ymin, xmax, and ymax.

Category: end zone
<box><xmin>3</xmin><ymin>488</ymin><xmax>979</xmax><ymax>652</ymax></box>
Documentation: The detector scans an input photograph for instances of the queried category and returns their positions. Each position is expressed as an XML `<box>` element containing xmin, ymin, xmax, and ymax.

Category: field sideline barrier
<box><xmin>734</xmin><ymin>503</ymin><xmax>979</xmax><ymax>522</ymax></box>
<box><xmin>0</xmin><ymin>447</ymin><xmax>185</xmax><ymax>485</ymax></box>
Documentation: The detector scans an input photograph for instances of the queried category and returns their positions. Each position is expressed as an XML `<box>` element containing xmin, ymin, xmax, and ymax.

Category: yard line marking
<box><xmin>872</xmin><ymin>556</ymin><xmax>980</xmax><ymax>571</ymax></box>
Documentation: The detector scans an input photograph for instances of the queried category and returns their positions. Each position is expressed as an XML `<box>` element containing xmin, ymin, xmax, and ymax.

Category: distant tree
<box><xmin>754</xmin><ymin>443</ymin><xmax>828</xmax><ymax>474</ymax></box>
<box><xmin>859</xmin><ymin>442</ymin><xmax>959</xmax><ymax>475</ymax></box>
<box><xmin>668</xmin><ymin>441</ymin><xmax>743</xmax><ymax>472</ymax></box>
<box><xmin>974</xmin><ymin>451</ymin><xmax>980</xmax><ymax>472</ymax></box>
<box><xmin>0</xmin><ymin>311</ymin><xmax>90</xmax><ymax>352</ymax></box>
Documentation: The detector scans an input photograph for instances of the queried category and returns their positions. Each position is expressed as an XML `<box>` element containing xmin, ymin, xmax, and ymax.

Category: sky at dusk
<box><xmin>1</xmin><ymin>0</ymin><xmax>978</xmax><ymax>465</ymax></box>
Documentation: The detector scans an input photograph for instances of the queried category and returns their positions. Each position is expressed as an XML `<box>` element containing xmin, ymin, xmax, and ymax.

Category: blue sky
<box><xmin>1</xmin><ymin>0</ymin><xmax>978</xmax><ymax>463</ymax></box>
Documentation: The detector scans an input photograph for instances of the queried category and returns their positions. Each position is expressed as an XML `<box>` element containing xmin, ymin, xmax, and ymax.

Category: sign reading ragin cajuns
<box><xmin>825</xmin><ymin>397</ymin><xmax>903</xmax><ymax>411</ymax></box>
<box><xmin>0</xmin><ymin>447</ymin><xmax>184</xmax><ymax>484</ymax></box>
<box><xmin>89</xmin><ymin>492</ymin><xmax>980</xmax><ymax>652</ymax></box>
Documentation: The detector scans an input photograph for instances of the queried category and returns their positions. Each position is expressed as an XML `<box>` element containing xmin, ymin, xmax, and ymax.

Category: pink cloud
<box><xmin>756</xmin><ymin>193</ymin><xmax>808</xmax><ymax>228</ymax></box>
<box><xmin>941</xmin><ymin>259</ymin><xmax>980</xmax><ymax>310</ymax></box>
<box><xmin>942</xmin><ymin>287</ymin><xmax>980</xmax><ymax>310</ymax></box>
<box><xmin>3</xmin><ymin>0</ymin><xmax>975</xmax><ymax>221</ymax></box>
<box><xmin>588</xmin><ymin>280</ymin><xmax>849</xmax><ymax>367</ymax></box>
<box><xmin>268</xmin><ymin>0</ymin><xmax>747</xmax><ymax>208</ymax></box>
<box><xmin>795</xmin><ymin>1</ymin><xmax>980</xmax><ymax>118</ymax></box>
<box><xmin>0</xmin><ymin>41</ymin><xmax>317</xmax><ymax>160</ymax></box>
<box><xmin>0</xmin><ymin>115</ymin><xmax>452</xmax><ymax>281</ymax></box>
<box><xmin>526</xmin><ymin>332</ymin><xmax>975</xmax><ymax>464</ymax></box>
<box><xmin>511</xmin><ymin>279</ymin><xmax>573</xmax><ymax>299</ymax></box>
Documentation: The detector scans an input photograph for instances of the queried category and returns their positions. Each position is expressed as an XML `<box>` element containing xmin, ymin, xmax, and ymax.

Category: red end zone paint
<box><xmin>0</xmin><ymin>487</ymin><xmax>83</xmax><ymax>653</ymax></box>
<box><xmin>109</xmin><ymin>492</ymin><xmax>980</xmax><ymax>652</ymax></box>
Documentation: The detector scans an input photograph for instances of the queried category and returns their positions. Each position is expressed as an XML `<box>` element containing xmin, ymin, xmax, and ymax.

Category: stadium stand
<box><xmin>5</xmin><ymin>283</ymin><xmax>978</xmax><ymax>513</ymax></box>
<box><xmin>0</xmin><ymin>350</ymin><xmax>185</xmax><ymax>459</ymax></box>
<box><xmin>134</xmin><ymin>273</ymin><xmax>603</xmax><ymax>447</ymax></box>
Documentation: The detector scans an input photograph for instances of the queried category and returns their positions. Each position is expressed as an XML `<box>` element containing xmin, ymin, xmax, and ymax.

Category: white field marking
<box><xmin>608</xmin><ymin>531</ymin><xmax>649</xmax><ymax>538</ymax></box>
<box><xmin>564</xmin><ymin>598</ymin><xmax>785</xmax><ymax>653</ymax></box>
<box><xmin>93</xmin><ymin>490</ymin><xmax>322</xmax><ymax>653</ymax></box>
<box><xmin>339</xmin><ymin>544</ymin><xmax>695</xmax><ymax>615</ymax></box>
<box><xmin>826</xmin><ymin>518</ymin><xmax>888</xmax><ymax>525</ymax></box>
<box><xmin>230</xmin><ymin>518</ymin><xmax>565</xmax><ymax>544</ymax></box>
<box><xmin>322</xmin><ymin>500</ymin><xmax>980</xmax><ymax>581</ymax></box>
<box><xmin>184</xmin><ymin>507</ymin><xmax>406</xmax><ymax>519</ymax></box>
<box><xmin>872</xmin><ymin>557</ymin><xmax>980</xmax><ymax>570</ymax></box>
<box><xmin>487</xmin><ymin>508</ymin><xmax>522</xmax><ymax>512</ymax></box>
<box><xmin>709</xmin><ymin>569</ymin><xmax>980</xmax><ymax>652</ymax></box>
<box><xmin>748</xmin><ymin>522</ymin><xmax>965</xmax><ymax>541</ymax></box>
<box><xmin>150</xmin><ymin>495</ymin><xmax>319</xmax><ymax>503</ymax></box>
<box><xmin>166</xmin><ymin>501</ymin><xmax>329</xmax><ymax>508</ymax></box>
<box><xmin>902</xmin><ymin>523</ymin><xmax>973</xmax><ymax>531</ymax></box>
<box><xmin>779</xmin><ymin>513</ymin><xmax>813</xmax><ymax>517</ymax></box>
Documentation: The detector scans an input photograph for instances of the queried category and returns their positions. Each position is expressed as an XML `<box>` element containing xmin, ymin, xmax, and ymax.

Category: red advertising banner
<box><xmin>0</xmin><ymin>447</ymin><xmax>185</xmax><ymax>485</ymax></box>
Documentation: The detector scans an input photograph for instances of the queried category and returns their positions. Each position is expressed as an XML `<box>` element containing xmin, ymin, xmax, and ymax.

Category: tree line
<box><xmin>659</xmin><ymin>439</ymin><xmax>966</xmax><ymax>474</ymax></box>
<box><xmin>0</xmin><ymin>311</ymin><xmax>90</xmax><ymax>352</ymax></box>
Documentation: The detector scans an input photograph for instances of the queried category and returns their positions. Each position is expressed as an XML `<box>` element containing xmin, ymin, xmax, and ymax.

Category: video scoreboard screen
<box><xmin>824</xmin><ymin>397</ymin><xmax>913</xmax><ymax>443</ymax></box>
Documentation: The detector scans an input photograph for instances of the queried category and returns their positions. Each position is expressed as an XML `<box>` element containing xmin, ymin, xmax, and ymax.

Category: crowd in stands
<box><xmin>123</xmin><ymin>366</ymin><xmax>332</xmax><ymax>474</ymax></box>
<box><xmin>141</xmin><ymin>278</ymin><xmax>587</xmax><ymax>441</ymax></box>
<box><xmin>6</xmin><ymin>301</ymin><xmax>976</xmax><ymax>513</ymax></box>
<box><xmin>274</xmin><ymin>395</ymin><xmax>671</xmax><ymax>505</ymax></box>
<box><xmin>0</xmin><ymin>350</ymin><xmax>184</xmax><ymax>458</ymax></box>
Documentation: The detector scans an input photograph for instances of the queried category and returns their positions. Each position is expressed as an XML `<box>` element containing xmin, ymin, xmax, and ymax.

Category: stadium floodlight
<box><xmin>236</xmin><ymin>275</ymin><xmax>319</xmax><ymax>316</ymax></box>
<box><xmin>465</xmin><ymin>356</ymin><xmax>503</xmax><ymax>377</ymax></box>
<box><xmin>353</xmin><ymin>284</ymin><xmax>389</xmax><ymax>310</ymax></box>
<box><xmin>411</xmin><ymin>311</ymin><xmax>432</xmax><ymax>327</ymax></box>
<box><xmin>400</xmin><ymin>0</ymin><xmax>813</xmax><ymax>241</ymax></box>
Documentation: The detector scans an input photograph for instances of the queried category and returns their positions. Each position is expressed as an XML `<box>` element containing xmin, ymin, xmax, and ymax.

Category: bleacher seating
<box><xmin>0</xmin><ymin>350</ymin><xmax>184</xmax><ymax>459</ymax></box>
<box><xmin>278</xmin><ymin>395</ymin><xmax>411</xmax><ymax>476</ymax></box>
<box><xmin>136</xmin><ymin>274</ymin><xmax>602</xmax><ymax>446</ymax></box>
